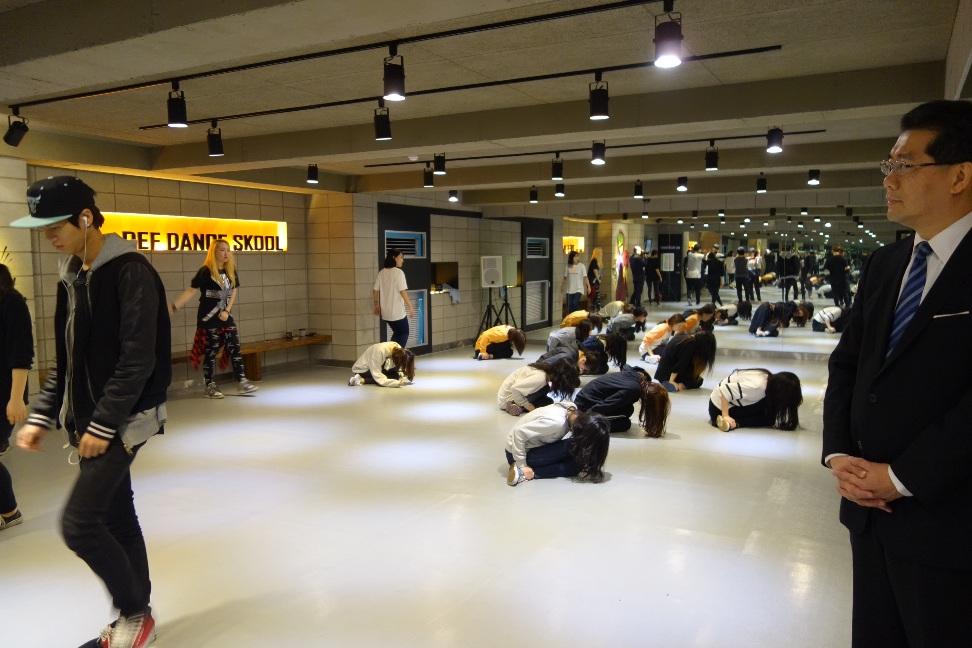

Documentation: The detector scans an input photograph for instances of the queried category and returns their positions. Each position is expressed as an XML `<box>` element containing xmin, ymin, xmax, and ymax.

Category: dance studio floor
<box><xmin>1</xmin><ymin>293</ymin><xmax>852</xmax><ymax>647</ymax></box>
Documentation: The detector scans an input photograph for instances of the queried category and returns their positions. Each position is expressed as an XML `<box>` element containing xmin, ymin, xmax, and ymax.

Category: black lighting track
<box><xmin>363</xmin><ymin>128</ymin><xmax>825</xmax><ymax>169</ymax></box>
<box><xmin>138</xmin><ymin>45</ymin><xmax>782</xmax><ymax>130</ymax></box>
<box><xmin>10</xmin><ymin>0</ymin><xmax>662</xmax><ymax>111</ymax></box>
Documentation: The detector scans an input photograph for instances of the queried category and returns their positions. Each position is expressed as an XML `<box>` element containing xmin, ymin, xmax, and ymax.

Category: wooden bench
<box><xmin>171</xmin><ymin>334</ymin><xmax>332</xmax><ymax>381</ymax></box>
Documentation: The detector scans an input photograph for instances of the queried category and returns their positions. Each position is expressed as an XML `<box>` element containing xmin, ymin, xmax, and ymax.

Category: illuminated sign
<box><xmin>101</xmin><ymin>212</ymin><xmax>287</xmax><ymax>252</ymax></box>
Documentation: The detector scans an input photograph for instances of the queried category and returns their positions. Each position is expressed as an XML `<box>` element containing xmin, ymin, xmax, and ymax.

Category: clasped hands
<box><xmin>829</xmin><ymin>455</ymin><xmax>902</xmax><ymax>513</ymax></box>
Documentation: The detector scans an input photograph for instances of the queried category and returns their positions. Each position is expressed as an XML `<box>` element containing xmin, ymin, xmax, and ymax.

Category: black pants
<box><xmin>751</xmin><ymin>273</ymin><xmax>762</xmax><ymax>300</ymax></box>
<box><xmin>595</xmin><ymin>403</ymin><xmax>635</xmax><ymax>432</ymax></box>
<box><xmin>832</xmin><ymin>283</ymin><xmax>852</xmax><ymax>309</ymax></box>
<box><xmin>0</xmin><ymin>419</ymin><xmax>14</xmax><ymax>512</ymax></box>
<box><xmin>360</xmin><ymin>366</ymin><xmax>398</xmax><ymax>384</ymax></box>
<box><xmin>646</xmin><ymin>280</ymin><xmax>662</xmax><ymax>304</ymax></box>
<box><xmin>474</xmin><ymin>341</ymin><xmax>514</xmax><ymax>359</ymax></box>
<box><xmin>630</xmin><ymin>276</ymin><xmax>644</xmax><ymax>306</ymax></box>
<box><xmin>708</xmin><ymin>400</ymin><xmax>772</xmax><ymax>428</ymax></box>
<box><xmin>526</xmin><ymin>386</ymin><xmax>553</xmax><ymax>408</ymax></box>
<box><xmin>799</xmin><ymin>276</ymin><xmax>810</xmax><ymax>300</ymax></box>
<box><xmin>685</xmin><ymin>278</ymin><xmax>702</xmax><ymax>304</ymax></box>
<box><xmin>505</xmin><ymin>439</ymin><xmax>579</xmax><ymax>479</ymax></box>
<box><xmin>781</xmin><ymin>277</ymin><xmax>799</xmax><ymax>301</ymax></box>
<box><xmin>384</xmin><ymin>317</ymin><xmax>409</xmax><ymax>348</ymax></box>
<box><xmin>62</xmin><ymin>441</ymin><xmax>151</xmax><ymax>617</ymax></box>
<box><xmin>849</xmin><ymin>528</ymin><xmax>972</xmax><ymax>648</ymax></box>
<box><xmin>736</xmin><ymin>277</ymin><xmax>755</xmax><ymax>302</ymax></box>
<box><xmin>812</xmin><ymin>320</ymin><xmax>827</xmax><ymax>332</ymax></box>
<box><xmin>203</xmin><ymin>325</ymin><xmax>246</xmax><ymax>383</ymax></box>
<box><xmin>706</xmin><ymin>282</ymin><xmax>723</xmax><ymax>305</ymax></box>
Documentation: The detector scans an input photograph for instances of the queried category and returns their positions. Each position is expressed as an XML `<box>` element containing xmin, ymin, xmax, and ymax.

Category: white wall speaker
<box><xmin>480</xmin><ymin>255</ymin><xmax>503</xmax><ymax>288</ymax></box>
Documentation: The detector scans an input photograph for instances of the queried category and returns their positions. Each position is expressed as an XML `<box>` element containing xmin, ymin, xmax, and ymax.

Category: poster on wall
<box><xmin>101</xmin><ymin>212</ymin><xmax>288</xmax><ymax>252</ymax></box>
<box><xmin>661</xmin><ymin>253</ymin><xmax>675</xmax><ymax>272</ymax></box>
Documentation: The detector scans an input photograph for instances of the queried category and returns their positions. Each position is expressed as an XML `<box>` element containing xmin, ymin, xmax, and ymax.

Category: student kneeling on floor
<box><xmin>474</xmin><ymin>325</ymin><xmax>526</xmax><ymax>360</ymax></box>
<box><xmin>504</xmin><ymin>402</ymin><xmax>610</xmax><ymax>486</ymax></box>
<box><xmin>573</xmin><ymin>365</ymin><xmax>670</xmax><ymax>437</ymax></box>
<box><xmin>708</xmin><ymin>368</ymin><xmax>802</xmax><ymax>432</ymax></box>
<box><xmin>349</xmin><ymin>342</ymin><xmax>415</xmax><ymax>387</ymax></box>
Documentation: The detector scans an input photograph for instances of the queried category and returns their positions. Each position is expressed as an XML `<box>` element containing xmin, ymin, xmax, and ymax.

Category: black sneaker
<box><xmin>0</xmin><ymin>510</ymin><xmax>23</xmax><ymax>531</ymax></box>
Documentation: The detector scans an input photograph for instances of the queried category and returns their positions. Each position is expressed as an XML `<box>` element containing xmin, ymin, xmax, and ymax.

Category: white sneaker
<box><xmin>237</xmin><ymin>379</ymin><xmax>258</xmax><ymax>395</ymax></box>
<box><xmin>0</xmin><ymin>510</ymin><xmax>22</xmax><ymax>530</ymax></box>
<box><xmin>716</xmin><ymin>415</ymin><xmax>732</xmax><ymax>432</ymax></box>
<box><xmin>507</xmin><ymin>464</ymin><xmax>526</xmax><ymax>487</ymax></box>
<box><xmin>348</xmin><ymin>374</ymin><xmax>363</xmax><ymax>386</ymax></box>
<box><xmin>205</xmin><ymin>382</ymin><xmax>224</xmax><ymax>399</ymax></box>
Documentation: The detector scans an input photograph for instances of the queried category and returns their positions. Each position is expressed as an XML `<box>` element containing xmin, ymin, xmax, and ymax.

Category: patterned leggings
<box><xmin>203</xmin><ymin>326</ymin><xmax>246</xmax><ymax>383</ymax></box>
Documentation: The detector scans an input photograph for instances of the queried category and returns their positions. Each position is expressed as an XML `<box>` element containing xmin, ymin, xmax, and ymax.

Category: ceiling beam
<box><xmin>946</xmin><ymin>0</ymin><xmax>972</xmax><ymax>99</ymax></box>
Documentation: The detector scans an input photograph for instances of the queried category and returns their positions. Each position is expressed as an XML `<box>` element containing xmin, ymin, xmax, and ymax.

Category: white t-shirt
<box><xmin>685</xmin><ymin>252</ymin><xmax>705</xmax><ymax>279</ymax></box>
<box><xmin>374</xmin><ymin>267</ymin><xmax>408</xmax><ymax>321</ymax></box>
<box><xmin>564</xmin><ymin>263</ymin><xmax>587</xmax><ymax>294</ymax></box>
<box><xmin>709</xmin><ymin>369</ymin><xmax>769</xmax><ymax>409</ymax></box>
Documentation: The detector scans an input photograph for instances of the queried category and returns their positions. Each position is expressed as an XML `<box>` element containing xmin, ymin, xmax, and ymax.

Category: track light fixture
<box><xmin>633</xmin><ymin>180</ymin><xmax>644</xmax><ymax>199</ymax></box>
<box><xmin>692</xmin><ymin>210</ymin><xmax>698</xmax><ymax>220</ymax></box>
<box><xmin>676</xmin><ymin>176</ymin><xmax>688</xmax><ymax>192</ymax></box>
<box><xmin>703</xmin><ymin>223</ymin><xmax>709</xmax><ymax>228</ymax></box>
<box><xmin>206</xmin><ymin>120</ymin><xmax>224</xmax><ymax>157</ymax></box>
<box><xmin>433</xmin><ymin>153</ymin><xmax>447</xmax><ymax>176</ymax></box>
<box><xmin>641</xmin><ymin>198</ymin><xmax>650</xmax><ymax>219</ymax></box>
<box><xmin>756</xmin><ymin>173</ymin><xmax>767</xmax><ymax>194</ymax></box>
<box><xmin>653</xmin><ymin>1</ymin><xmax>683</xmax><ymax>69</ymax></box>
<box><xmin>718</xmin><ymin>209</ymin><xmax>725</xmax><ymax>218</ymax></box>
<box><xmin>529</xmin><ymin>186</ymin><xmax>539</xmax><ymax>204</ymax></box>
<box><xmin>589</xmin><ymin>71</ymin><xmax>609</xmax><ymax>121</ymax></box>
<box><xmin>740</xmin><ymin>223</ymin><xmax>746</xmax><ymax>229</ymax></box>
<box><xmin>3</xmin><ymin>108</ymin><xmax>28</xmax><ymax>147</ymax></box>
<box><xmin>762</xmin><ymin>221</ymin><xmax>769</xmax><ymax>227</ymax></box>
<box><xmin>554</xmin><ymin>183</ymin><xmax>566</xmax><ymax>198</ymax></box>
<box><xmin>448</xmin><ymin>189</ymin><xmax>459</xmax><ymax>203</ymax></box>
<box><xmin>798</xmin><ymin>221</ymin><xmax>804</xmax><ymax>229</ymax></box>
<box><xmin>801</xmin><ymin>207</ymin><xmax>808</xmax><ymax>216</ymax></box>
<box><xmin>824</xmin><ymin>221</ymin><xmax>832</xmax><ymax>228</ymax></box>
<box><xmin>846</xmin><ymin>207</ymin><xmax>853</xmax><ymax>218</ymax></box>
<box><xmin>373</xmin><ymin>99</ymin><xmax>392</xmax><ymax>141</ymax></box>
<box><xmin>306</xmin><ymin>164</ymin><xmax>319</xmax><ymax>185</ymax></box>
<box><xmin>551</xmin><ymin>153</ymin><xmax>564</xmax><ymax>181</ymax></box>
<box><xmin>167</xmin><ymin>81</ymin><xmax>188</xmax><ymax>128</ymax></box>
<box><xmin>766</xmin><ymin>127</ymin><xmax>783</xmax><ymax>154</ymax></box>
<box><xmin>676</xmin><ymin>218</ymin><xmax>684</xmax><ymax>224</ymax></box>
<box><xmin>591</xmin><ymin>141</ymin><xmax>606</xmax><ymax>165</ymax></box>
<box><xmin>858</xmin><ymin>222</ymin><xmax>864</xmax><ymax>229</ymax></box>
<box><xmin>808</xmin><ymin>169</ymin><xmax>821</xmax><ymax>185</ymax></box>
<box><xmin>814</xmin><ymin>216</ymin><xmax>821</xmax><ymax>223</ymax></box>
<box><xmin>720</xmin><ymin>215</ymin><xmax>726</xmax><ymax>224</ymax></box>
<box><xmin>743</xmin><ymin>217</ymin><xmax>751</xmax><ymax>223</ymax></box>
<box><xmin>383</xmin><ymin>43</ymin><xmax>406</xmax><ymax>102</ymax></box>
<box><xmin>423</xmin><ymin>163</ymin><xmax>434</xmax><ymax>188</ymax></box>
<box><xmin>704</xmin><ymin>140</ymin><xmax>719</xmax><ymax>171</ymax></box>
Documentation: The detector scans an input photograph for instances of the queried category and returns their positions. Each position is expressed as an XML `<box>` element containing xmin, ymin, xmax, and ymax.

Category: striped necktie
<box><xmin>887</xmin><ymin>241</ymin><xmax>933</xmax><ymax>355</ymax></box>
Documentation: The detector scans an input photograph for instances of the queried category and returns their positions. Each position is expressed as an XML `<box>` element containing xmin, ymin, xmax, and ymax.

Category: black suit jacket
<box><xmin>822</xmin><ymin>228</ymin><xmax>972</xmax><ymax>568</ymax></box>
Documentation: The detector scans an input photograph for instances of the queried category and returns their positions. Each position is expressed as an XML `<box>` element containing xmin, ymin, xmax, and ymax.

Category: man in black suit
<box><xmin>629</xmin><ymin>247</ymin><xmax>645</xmax><ymax>306</ymax></box>
<box><xmin>823</xmin><ymin>100</ymin><xmax>972</xmax><ymax>647</ymax></box>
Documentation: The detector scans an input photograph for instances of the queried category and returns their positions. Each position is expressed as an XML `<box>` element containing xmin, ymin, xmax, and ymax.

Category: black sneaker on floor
<box><xmin>0</xmin><ymin>509</ymin><xmax>22</xmax><ymax>530</ymax></box>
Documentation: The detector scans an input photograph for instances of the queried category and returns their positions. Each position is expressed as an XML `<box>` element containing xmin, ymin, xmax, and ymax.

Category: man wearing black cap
<box><xmin>14</xmin><ymin>176</ymin><xmax>170</xmax><ymax>648</ymax></box>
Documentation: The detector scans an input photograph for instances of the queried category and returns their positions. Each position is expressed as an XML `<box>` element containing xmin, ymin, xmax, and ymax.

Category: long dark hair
<box><xmin>687</xmin><ymin>331</ymin><xmax>717</xmax><ymax>381</ymax></box>
<box><xmin>390</xmin><ymin>347</ymin><xmax>415</xmax><ymax>381</ymax></box>
<box><xmin>637</xmin><ymin>374</ymin><xmax>670</xmax><ymax>438</ymax></box>
<box><xmin>765</xmin><ymin>371</ymin><xmax>802</xmax><ymax>430</ymax></box>
<box><xmin>0</xmin><ymin>264</ymin><xmax>17</xmax><ymax>298</ymax></box>
<box><xmin>574</xmin><ymin>320</ymin><xmax>593</xmax><ymax>342</ymax></box>
<box><xmin>603</xmin><ymin>333</ymin><xmax>627</xmax><ymax>367</ymax></box>
<box><xmin>383</xmin><ymin>249</ymin><xmax>402</xmax><ymax>269</ymax></box>
<box><xmin>581</xmin><ymin>348</ymin><xmax>608</xmax><ymax>375</ymax></box>
<box><xmin>568</xmin><ymin>411</ymin><xmax>610</xmax><ymax>482</ymax></box>
<box><xmin>508</xmin><ymin>328</ymin><xmax>526</xmax><ymax>355</ymax></box>
<box><xmin>586</xmin><ymin>313</ymin><xmax>603</xmax><ymax>331</ymax></box>
<box><xmin>529</xmin><ymin>359</ymin><xmax>580</xmax><ymax>400</ymax></box>
<box><xmin>736</xmin><ymin>301</ymin><xmax>753</xmax><ymax>320</ymax></box>
<box><xmin>567</xmin><ymin>251</ymin><xmax>578</xmax><ymax>266</ymax></box>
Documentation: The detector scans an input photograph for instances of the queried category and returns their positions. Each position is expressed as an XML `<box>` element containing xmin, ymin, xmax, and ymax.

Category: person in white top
<box><xmin>504</xmin><ymin>402</ymin><xmax>610</xmax><ymax>486</ymax></box>
<box><xmin>812</xmin><ymin>306</ymin><xmax>845</xmax><ymax>333</ymax></box>
<box><xmin>747</xmin><ymin>249</ymin><xmax>764</xmax><ymax>301</ymax></box>
<box><xmin>563</xmin><ymin>251</ymin><xmax>590</xmax><ymax>314</ymax></box>
<box><xmin>348</xmin><ymin>341</ymin><xmax>415</xmax><ymax>387</ymax></box>
<box><xmin>373</xmin><ymin>249</ymin><xmax>414</xmax><ymax>347</ymax></box>
<box><xmin>708</xmin><ymin>368</ymin><xmax>802</xmax><ymax>431</ymax></box>
<box><xmin>683</xmin><ymin>244</ymin><xmax>705</xmax><ymax>305</ymax></box>
<box><xmin>496</xmin><ymin>359</ymin><xmax>580</xmax><ymax>416</ymax></box>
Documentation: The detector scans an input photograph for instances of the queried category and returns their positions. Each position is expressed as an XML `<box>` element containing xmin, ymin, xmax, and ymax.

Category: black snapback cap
<box><xmin>11</xmin><ymin>176</ymin><xmax>96</xmax><ymax>228</ymax></box>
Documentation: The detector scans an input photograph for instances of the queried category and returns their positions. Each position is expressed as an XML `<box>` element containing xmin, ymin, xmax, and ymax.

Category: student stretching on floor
<box><xmin>560</xmin><ymin>310</ymin><xmax>603</xmax><ymax>332</ymax></box>
<box><xmin>598</xmin><ymin>300</ymin><xmax>631</xmax><ymax>319</ymax></box>
<box><xmin>573</xmin><ymin>365</ymin><xmax>670</xmax><ymax>436</ymax></box>
<box><xmin>713</xmin><ymin>304</ymin><xmax>739</xmax><ymax>326</ymax></box>
<box><xmin>639</xmin><ymin>313</ymin><xmax>687</xmax><ymax>360</ymax></box>
<box><xmin>546</xmin><ymin>320</ymin><xmax>594</xmax><ymax>355</ymax></box>
<box><xmin>504</xmin><ymin>402</ymin><xmax>610</xmax><ymax>486</ymax></box>
<box><xmin>536</xmin><ymin>345</ymin><xmax>609</xmax><ymax>376</ymax></box>
<box><xmin>811</xmin><ymin>305</ymin><xmax>846</xmax><ymax>333</ymax></box>
<box><xmin>749</xmin><ymin>302</ymin><xmax>782</xmax><ymax>337</ymax></box>
<box><xmin>708</xmin><ymin>368</ymin><xmax>803</xmax><ymax>432</ymax></box>
<box><xmin>474</xmin><ymin>325</ymin><xmax>526</xmax><ymax>360</ymax></box>
<box><xmin>496</xmin><ymin>359</ymin><xmax>580</xmax><ymax>416</ymax></box>
<box><xmin>606</xmin><ymin>307</ymin><xmax>648</xmax><ymax>340</ymax></box>
<box><xmin>653</xmin><ymin>330</ymin><xmax>717</xmax><ymax>392</ymax></box>
<box><xmin>682</xmin><ymin>303</ymin><xmax>716</xmax><ymax>333</ymax></box>
<box><xmin>580</xmin><ymin>332</ymin><xmax>627</xmax><ymax>368</ymax></box>
<box><xmin>349</xmin><ymin>342</ymin><xmax>415</xmax><ymax>386</ymax></box>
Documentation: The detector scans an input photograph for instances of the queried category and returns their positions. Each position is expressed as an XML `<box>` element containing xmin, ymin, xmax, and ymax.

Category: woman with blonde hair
<box><xmin>171</xmin><ymin>239</ymin><xmax>258</xmax><ymax>398</ymax></box>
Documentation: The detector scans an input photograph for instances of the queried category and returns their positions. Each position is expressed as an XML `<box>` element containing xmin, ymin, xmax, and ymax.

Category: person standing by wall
<box><xmin>629</xmin><ymin>246</ymin><xmax>645</xmax><ymax>306</ymax></box>
<box><xmin>563</xmin><ymin>251</ymin><xmax>590</xmax><ymax>314</ymax></box>
<box><xmin>0</xmin><ymin>263</ymin><xmax>32</xmax><ymax>532</ymax></box>
<box><xmin>14</xmin><ymin>176</ymin><xmax>170</xmax><ymax>648</ymax></box>
<box><xmin>684</xmin><ymin>244</ymin><xmax>705</xmax><ymax>306</ymax></box>
<box><xmin>823</xmin><ymin>100</ymin><xmax>972</xmax><ymax>647</ymax></box>
<box><xmin>171</xmin><ymin>239</ymin><xmax>258</xmax><ymax>399</ymax></box>
<box><xmin>373</xmin><ymin>249</ymin><xmax>414</xmax><ymax>348</ymax></box>
<box><xmin>824</xmin><ymin>246</ymin><xmax>852</xmax><ymax>308</ymax></box>
<box><xmin>733</xmin><ymin>247</ymin><xmax>752</xmax><ymax>302</ymax></box>
<box><xmin>704</xmin><ymin>251</ymin><xmax>724</xmax><ymax>305</ymax></box>
<box><xmin>586</xmin><ymin>249</ymin><xmax>602</xmax><ymax>312</ymax></box>
<box><xmin>644</xmin><ymin>249</ymin><xmax>663</xmax><ymax>304</ymax></box>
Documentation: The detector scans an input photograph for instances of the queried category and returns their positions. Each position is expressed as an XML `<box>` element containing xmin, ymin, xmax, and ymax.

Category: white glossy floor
<box><xmin>1</xmin><ymin>290</ymin><xmax>852</xmax><ymax>647</ymax></box>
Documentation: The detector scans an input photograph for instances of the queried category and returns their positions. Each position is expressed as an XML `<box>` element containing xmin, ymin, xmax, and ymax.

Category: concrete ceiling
<box><xmin>1</xmin><ymin>0</ymin><xmax>969</xmax><ymax>248</ymax></box>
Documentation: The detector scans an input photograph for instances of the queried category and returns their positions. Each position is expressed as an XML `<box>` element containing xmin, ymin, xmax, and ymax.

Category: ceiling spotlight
<box><xmin>423</xmin><ymin>164</ymin><xmax>434</xmax><ymax>188</ymax></box>
<box><xmin>641</xmin><ymin>198</ymin><xmax>651</xmax><ymax>219</ymax></box>
<box><xmin>824</xmin><ymin>222</ymin><xmax>832</xmax><ymax>228</ymax></box>
<box><xmin>373</xmin><ymin>99</ymin><xmax>392</xmax><ymax>141</ymax></box>
<box><xmin>306</xmin><ymin>164</ymin><xmax>319</xmax><ymax>185</ymax></box>
<box><xmin>555</xmin><ymin>183</ymin><xmax>566</xmax><ymax>198</ymax></box>
<box><xmin>756</xmin><ymin>173</ymin><xmax>767</xmax><ymax>194</ymax></box>
<box><xmin>703</xmin><ymin>223</ymin><xmax>709</xmax><ymax>228</ymax></box>
<box><xmin>653</xmin><ymin>2</ymin><xmax>683</xmax><ymax>69</ymax></box>
<box><xmin>766</xmin><ymin>127</ymin><xmax>783</xmax><ymax>154</ymax></box>
<box><xmin>591</xmin><ymin>141</ymin><xmax>606</xmax><ymax>165</ymax></box>
<box><xmin>448</xmin><ymin>189</ymin><xmax>459</xmax><ymax>203</ymax></box>
<box><xmin>3</xmin><ymin>108</ymin><xmax>28</xmax><ymax>147</ymax></box>
<box><xmin>676</xmin><ymin>218</ymin><xmax>684</xmax><ymax>224</ymax></box>
<box><xmin>589</xmin><ymin>71</ymin><xmax>609</xmax><ymax>121</ymax></box>
<box><xmin>676</xmin><ymin>176</ymin><xmax>688</xmax><ymax>192</ymax></box>
<box><xmin>529</xmin><ymin>186</ymin><xmax>539</xmax><ymax>204</ymax></box>
<box><xmin>692</xmin><ymin>209</ymin><xmax>698</xmax><ymax>220</ymax></box>
<box><xmin>705</xmin><ymin>140</ymin><xmax>719</xmax><ymax>171</ymax></box>
<box><xmin>787</xmin><ymin>215</ymin><xmax>793</xmax><ymax>223</ymax></box>
<box><xmin>167</xmin><ymin>81</ymin><xmax>188</xmax><ymax>128</ymax></box>
<box><xmin>743</xmin><ymin>217</ymin><xmax>751</xmax><ymax>223</ymax></box>
<box><xmin>740</xmin><ymin>224</ymin><xmax>746</xmax><ymax>229</ymax></box>
<box><xmin>762</xmin><ymin>221</ymin><xmax>769</xmax><ymax>227</ymax></box>
<box><xmin>808</xmin><ymin>169</ymin><xmax>821</xmax><ymax>185</ymax></box>
<box><xmin>433</xmin><ymin>153</ymin><xmax>447</xmax><ymax>176</ymax></box>
<box><xmin>206</xmin><ymin>120</ymin><xmax>224</xmax><ymax>157</ymax></box>
<box><xmin>858</xmin><ymin>222</ymin><xmax>864</xmax><ymax>229</ymax></box>
<box><xmin>801</xmin><ymin>207</ymin><xmax>809</xmax><ymax>216</ymax></box>
<box><xmin>814</xmin><ymin>216</ymin><xmax>821</xmax><ymax>223</ymax></box>
<box><xmin>720</xmin><ymin>216</ymin><xmax>726</xmax><ymax>224</ymax></box>
<box><xmin>551</xmin><ymin>153</ymin><xmax>564</xmax><ymax>181</ymax></box>
<box><xmin>633</xmin><ymin>179</ymin><xmax>644</xmax><ymax>199</ymax></box>
<box><xmin>718</xmin><ymin>209</ymin><xmax>726</xmax><ymax>218</ymax></box>
<box><xmin>383</xmin><ymin>44</ymin><xmax>406</xmax><ymax>101</ymax></box>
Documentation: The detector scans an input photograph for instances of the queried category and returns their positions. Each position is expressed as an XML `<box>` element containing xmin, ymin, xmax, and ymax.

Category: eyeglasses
<box><xmin>879</xmin><ymin>159</ymin><xmax>951</xmax><ymax>177</ymax></box>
